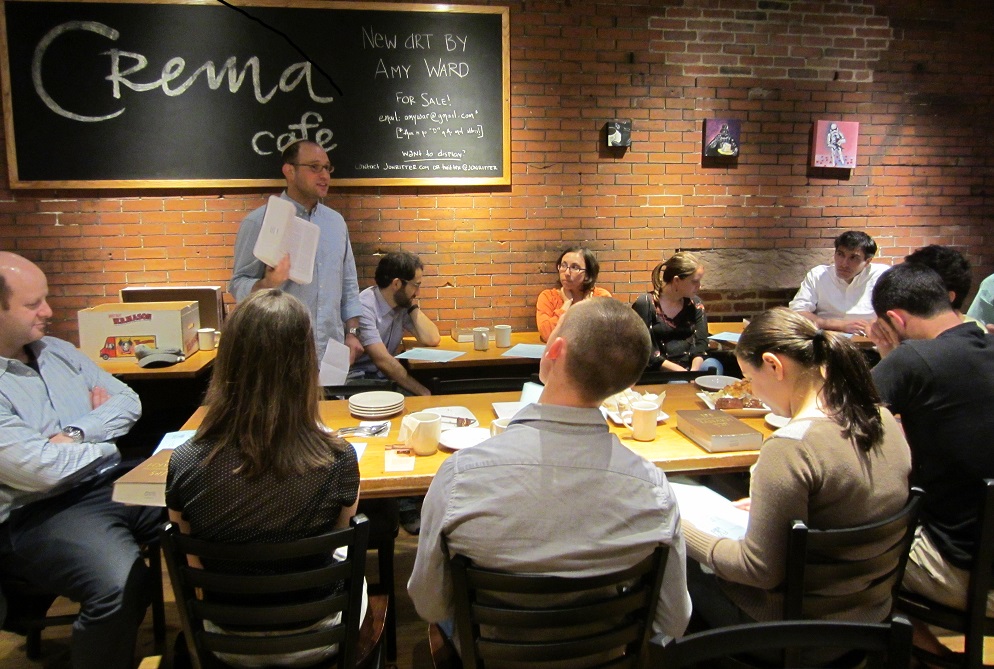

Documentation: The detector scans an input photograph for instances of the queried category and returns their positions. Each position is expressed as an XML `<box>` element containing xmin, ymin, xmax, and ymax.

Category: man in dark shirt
<box><xmin>870</xmin><ymin>262</ymin><xmax>994</xmax><ymax>655</ymax></box>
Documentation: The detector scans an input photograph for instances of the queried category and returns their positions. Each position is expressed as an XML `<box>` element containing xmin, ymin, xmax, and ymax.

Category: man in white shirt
<box><xmin>789</xmin><ymin>230</ymin><xmax>889</xmax><ymax>334</ymax></box>
<box><xmin>408</xmin><ymin>297</ymin><xmax>692</xmax><ymax>650</ymax></box>
<box><xmin>350</xmin><ymin>252</ymin><xmax>440</xmax><ymax>396</ymax></box>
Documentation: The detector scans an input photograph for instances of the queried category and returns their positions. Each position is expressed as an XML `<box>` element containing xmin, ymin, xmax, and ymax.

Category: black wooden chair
<box><xmin>783</xmin><ymin>487</ymin><xmax>924</xmax><ymax>621</ymax></box>
<box><xmin>637</xmin><ymin>368</ymin><xmax>717</xmax><ymax>385</ymax></box>
<box><xmin>896</xmin><ymin>479</ymin><xmax>994</xmax><ymax>668</ymax></box>
<box><xmin>161</xmin><ymin>515</ymin><xmax>387</xmax><ymax>669</ymax></box>
<box><xmin>0</xmin><ymin>541</ymin><xmax>166</xmax><ymax>660</ymax></box>
<box><xmin>429</xmin><ymin>545</ymin><xmax>668</xmax><ymax>668</ymax></box>
<box><xmin>649</xmin><ymin>616</ymin><xmax>914</xmax><ymax>669</ymax></box>
<box><xmin>430</xmin><ymin>376</ymin><xmax>533</xmax><ymax>395</ymax></box>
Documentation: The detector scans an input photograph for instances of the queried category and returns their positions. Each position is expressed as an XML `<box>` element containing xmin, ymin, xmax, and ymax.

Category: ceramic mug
<box><xmin>490</xmin><ymin>417</ymin><xmax>512</xmax><ymax>436</ymax></box>
<box><xmin>621</xmin><ymin>401</ymin><xmax>658</xmax><ymax>442</ymax></box>
<box><xmin>494</xmin><ymin>324</ymin><xmax>512</xmax><ymax>348</ymax></box>
<box><xmin>399</xmin><ymin>412</ymin><xmax>442</xmax><ymax>456</ymax></box>
<box><xmin>472</xmin><ymin>327</ymin><xmax>490</xmax><ymax>351</ymax></box>
<box><xmin>197</xmin><ymin>327</ymin><xmax>216</xmax><ymax>350</ymax></box>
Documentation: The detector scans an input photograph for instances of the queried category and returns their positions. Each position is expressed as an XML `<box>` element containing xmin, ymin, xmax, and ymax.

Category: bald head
<box><xmin>0</xmin><ymin>252</ymin><xmax>44</xmax><ymax>310</ymax></box>
<box><xmin>553</xmin><ymin>297</ymin><xmax>651</xmax><ymax>404</ymax></box>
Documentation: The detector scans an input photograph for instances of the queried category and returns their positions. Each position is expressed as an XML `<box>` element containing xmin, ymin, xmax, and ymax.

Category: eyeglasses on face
<box><xmin>558</xmin><ymin>263</ymin><xmax>586</xmax><ymax>274</ymax></box>
<box><xmin>291</xmin><ymin>163</ymin><xmax>334</xmax><ymax>175</ymax></box>
<box><xmin>401</xmin><ymin>279</ymin><xmax>422</xmax><ymax>289</ymax></box>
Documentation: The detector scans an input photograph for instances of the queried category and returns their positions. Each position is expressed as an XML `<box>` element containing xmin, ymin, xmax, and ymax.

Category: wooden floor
<box><xmin>0</xmin><ymin>528</ymin><xmax>990</xmax><ymax>668</ymax></box>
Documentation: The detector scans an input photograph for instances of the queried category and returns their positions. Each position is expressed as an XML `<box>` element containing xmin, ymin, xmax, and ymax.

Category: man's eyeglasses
<box><xmin>401</xmin><ymin>279</ymin><xmax>422</xmax><ymax>289</ymax></box>
<box><xmin>291</xmin><ymin>163</ymin><xmax>334</xmax><ymax>175</ymax></box>
<box><xmin>558</xmin><ymin>263</ymin><xmax>586</xmax><ymax>274</ymax></box>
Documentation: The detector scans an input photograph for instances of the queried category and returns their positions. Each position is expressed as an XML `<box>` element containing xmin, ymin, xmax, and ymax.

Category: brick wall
<box><xmin>2</xmin><ymin>0</ymin><xmax>992</xmax><ymax>343</ymax></box>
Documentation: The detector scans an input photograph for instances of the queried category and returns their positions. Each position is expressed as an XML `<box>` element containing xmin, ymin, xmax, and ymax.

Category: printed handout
<box><xmin>253</xmin><ymin>196</ymin><xmax>319</xmax><ymax>285</ymax></box>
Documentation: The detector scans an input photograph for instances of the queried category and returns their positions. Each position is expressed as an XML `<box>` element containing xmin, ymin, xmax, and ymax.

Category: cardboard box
<box><xmin>78</xmin><ymin>301</ymin><xmax>200</xmax><ymax>361</ymax></box>
<box><xmin>121</xmin><ymin>285</ymin><xmax>224</xmax><ymax>330</ymax></box>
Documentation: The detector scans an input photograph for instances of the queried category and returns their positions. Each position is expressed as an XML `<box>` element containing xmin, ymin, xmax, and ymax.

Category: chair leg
<box><xmin>25</xmin><ymin>629</ymin><xmax>42</xmax><ymax>660</ymax></box>
<box><xmin>145</xmin><ymin>545</ymin><xmax>167</xmax><ymax>652</ymax></box>
<box><xmin>378</xmin><ymin>540</ymin><xmax>397</xmax><ymax>662</ymax></box>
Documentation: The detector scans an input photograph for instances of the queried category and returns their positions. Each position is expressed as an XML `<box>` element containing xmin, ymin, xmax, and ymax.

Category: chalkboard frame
<box><xmin>0</xmin><ymin>0</ymin><xmax>510</xmax><ymax>189</ymax></box>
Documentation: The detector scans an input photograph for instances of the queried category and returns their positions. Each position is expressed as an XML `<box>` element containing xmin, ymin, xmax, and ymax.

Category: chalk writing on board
<box><xmin>2</xmin><ymin>1</ymin><xmax>509</xmax><ymax>186</ymax></box>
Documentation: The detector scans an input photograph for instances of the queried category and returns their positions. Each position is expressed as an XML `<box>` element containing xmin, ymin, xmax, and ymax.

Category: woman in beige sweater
<box><xmin>684</xmin><ymin>307</ymin><xmax>912</xmax><ymax>630</ymax></box>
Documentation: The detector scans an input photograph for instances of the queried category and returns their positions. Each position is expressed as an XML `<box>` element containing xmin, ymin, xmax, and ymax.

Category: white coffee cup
<box><xmin>490</xmin><ymin>418</ymin><xmax>512</xmax><ymax>436</ymax></box>
<box><xmin>399</xmin><ymin>412</ymin><xmax>442</xmax><ymax>456</ymax></box>
<box><xmin>472</xmin><ymin>327</ymin><xmax>489</xmax><ymax>351</ymax></box>
<box><xmin>494</xmin><ymin>324</ymin><xmax>512</xmax><ymax>348</ymax></box>
<box><xmin>197</xmin><ymin>327</ymin><xmax>216</xmax><ymax>350</ymax></box>
<box><xmin>622</xmin><ymin>401</ymin><xmax>659</xmax><ymax>442</ymax></box>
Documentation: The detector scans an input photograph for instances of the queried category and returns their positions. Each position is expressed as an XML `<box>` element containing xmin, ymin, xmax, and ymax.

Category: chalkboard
<box><xmin>0</xmin><ymin>0</ymin><xmax>509</xmax><ymax>188</ymax></box>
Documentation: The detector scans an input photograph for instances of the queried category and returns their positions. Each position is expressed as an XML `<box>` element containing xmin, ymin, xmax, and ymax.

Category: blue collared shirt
<box><xmin>0</xmin><ymin>337</ymin><xmax>141</xmax><ymax>522</ymax></box>
<box><xmin>230</xmin><ymin>192</ymin><xmax>362</xmax><ymax>357</ymax></box>
<box><xmin>351</xmin><ymin>286</ymin><xmax>415</xmax><ymax>376</ymax></box>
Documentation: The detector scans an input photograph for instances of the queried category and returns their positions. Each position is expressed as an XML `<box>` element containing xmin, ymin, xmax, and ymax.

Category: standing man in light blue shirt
<box><xmin>230</xmin><ymin>140</ymin><xmax>363</xmax><ymax>364</ymax></box>
<box><xmin>0</xmin><ymin>252</ymin><xmax>162</xmax><ymax>669</ymax></box>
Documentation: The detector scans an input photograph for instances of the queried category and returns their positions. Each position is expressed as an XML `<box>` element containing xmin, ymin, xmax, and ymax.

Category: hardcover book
<box><xmin>676</xmin><ymin>409</ymin><xmax>763</xmax><ymax>453</ymax></box>
<box><xmin>111</xmin><ymin>449</ymin><xmax>171</xmax><ymax>507</ymax></box>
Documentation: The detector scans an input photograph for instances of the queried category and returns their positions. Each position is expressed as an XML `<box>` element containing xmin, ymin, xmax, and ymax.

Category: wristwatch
<box><xmin>347</xmin><ymin>327</ymin><xmax>360</xmax><ymax>337</ymax></box>
<box><xmin>407</xmin><ymin>304</ymin><xmax>419</xmax><ymax>315</ymax></box>
<box><xmin>61</xmin><ymin>426</ymin><xmax>85</xmax><ymax>443</ymax></box>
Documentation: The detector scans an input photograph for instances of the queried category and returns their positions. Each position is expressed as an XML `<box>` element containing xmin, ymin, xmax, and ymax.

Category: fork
<box><xmin>335</xmin><ymin>422</ymin><xmax>389</xmax><ymax>437</ymax></box>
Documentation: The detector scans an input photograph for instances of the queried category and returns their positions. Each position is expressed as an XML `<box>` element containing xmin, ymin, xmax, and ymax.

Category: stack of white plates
<box><xmin>349</xmin><ymin>391</ymin><xmax>405</xmax><ymax>419</ymax></box>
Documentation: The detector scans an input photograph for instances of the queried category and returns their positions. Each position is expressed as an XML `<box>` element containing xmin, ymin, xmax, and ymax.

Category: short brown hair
<box><xmin>557</xmin><ymin>297</ymin><xmax>651</xmax><ymax>403</ymax></box>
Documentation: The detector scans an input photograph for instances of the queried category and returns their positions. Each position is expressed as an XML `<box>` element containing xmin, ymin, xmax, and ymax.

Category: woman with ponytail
<box><xmin>683</xmin><ymin>307</ymin><xmax>912</xmax><ymax>632</ymax></box>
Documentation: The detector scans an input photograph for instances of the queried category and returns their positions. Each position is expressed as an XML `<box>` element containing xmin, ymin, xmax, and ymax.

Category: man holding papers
<box><xmin>350</xmin><ymin>252</ymin><xmax>440</xmax><ymax>396</ymax></box>
<box><xmin>230</xmin><ymin>140</ymin><xmax>363</xmax><ymax>363</ymax></box>
<box><xmin>0</xmin><ymin>252</ymin><xmax>162</xmax><ymax>669</ymax></box>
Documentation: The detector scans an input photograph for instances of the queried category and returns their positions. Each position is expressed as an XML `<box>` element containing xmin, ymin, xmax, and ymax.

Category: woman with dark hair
<box><xmin>166</xmin><ymin>289</ymin><xmax>362</xmax><ymax>667</ymax></box>
<box><xmin>683</xmin><ymin>307</ymin><xmax>911</xmax><ymax>632</ymax></box>
<box><xmin>632</xmin><ymin>252</ymin><xmax>722</xmax><ymax>373</ymax></box>
<box><xmin>536</xmin><ymin>246</ymin><xmax>612</xmax><ymax>341</ymax></box>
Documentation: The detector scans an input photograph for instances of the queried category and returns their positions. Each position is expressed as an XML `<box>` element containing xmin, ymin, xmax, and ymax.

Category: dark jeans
<box><xmin>0</xmin><ymin>473</ymin><xmax>164</xmax><ymax>669</ymax></box>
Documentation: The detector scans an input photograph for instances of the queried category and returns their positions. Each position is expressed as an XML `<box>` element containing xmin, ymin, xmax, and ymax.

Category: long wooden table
<box><xmin>402</xmin><ymin>331</ymin><xmax>545</xmax><ymax>370</ymax></box>
<box><xmin>97</xmin><ymin>348</ymin><xmax>217</xmax><ymax>380</ymax></box>
<box><xmin>178</xmin><ymin>383</ymin><xmax>768</xmax><ymax>499</ymax></box>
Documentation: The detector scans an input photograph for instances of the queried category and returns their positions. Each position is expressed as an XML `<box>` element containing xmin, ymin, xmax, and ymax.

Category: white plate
<box><xmin>602</xmin><ymin>407</ymin><xmax>670</xmax><ymax>425</ymax></box>
<box><xmin>694</xmin><ymin>375</ymin><xmax>742</xmax><ymax>392</ymax></box>
<box><xmin>765</xmin><ymin>413</ymin><xmax>791</xmax><ymax>429</ymax></box>
<box><xmin>423</xmin><ymin>406</ymin><xmax>480</xmax><ymax>430</ymax></box>
<box><xmin>697</xmin><ymin>392</ymin><xmax>770</xmax><ymax>416</ymax></box>
<box><xmin>439</xmin><ymin>427</ymin><xmax>492</xmax><ymax>451</ymax></box>
<box><xmin>348</xmin><ymin>391</ymin><xmax>405</xmax><ymax>409</ymax></box>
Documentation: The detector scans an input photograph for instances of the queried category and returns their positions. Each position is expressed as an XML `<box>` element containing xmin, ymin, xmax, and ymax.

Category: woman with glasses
<box><xmin>165</xmin><ymin>289</ymin><xmax>364</xmax><ymax>666</ymax></box>
<box><xmin>633</xmin><ymin>251</ymin><xmax>723</xmax><ymax>373</ymax></box>
<box><xmin>536</xmin><ymin>246</ymin><xmax>612</xmax><ymax>341</ymax></box>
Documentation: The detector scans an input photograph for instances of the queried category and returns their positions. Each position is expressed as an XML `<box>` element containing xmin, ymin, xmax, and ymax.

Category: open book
<box><xmin>253</xmin><ymin>196</ymin><xmax>320</xmax><ymax>285</ymax></box>
<box><xmin>670</xmin><ymin>481</ymin><xmax>749</xmax><ymax>540</ymax></box>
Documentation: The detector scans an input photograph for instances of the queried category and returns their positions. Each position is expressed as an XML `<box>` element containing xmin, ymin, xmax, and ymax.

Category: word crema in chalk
<box><xmin>32</xmin><ymin>21</ymin><xmax>336</xmax><ymax>122</ymax></box>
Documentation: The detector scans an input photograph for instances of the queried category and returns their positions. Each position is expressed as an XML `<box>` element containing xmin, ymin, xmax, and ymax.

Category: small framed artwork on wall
<box><xmin>812</xmin><ymin>120</ymin><xmax>860</xmax><ymax>168</ymax></box>
<box><xmin>703</xmin><ymin>119</ymin><xmax>740</xmax><ymax>158</ymax></box>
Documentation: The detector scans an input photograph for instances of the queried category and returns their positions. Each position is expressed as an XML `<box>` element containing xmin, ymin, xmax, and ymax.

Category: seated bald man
<box><xmin>0</xmin><ymin>252</ymin><xmax>162</xmax><ymax>669</ymax></box>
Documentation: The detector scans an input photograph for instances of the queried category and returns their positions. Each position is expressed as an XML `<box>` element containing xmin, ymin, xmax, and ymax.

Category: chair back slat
<box><xmin>783</xmin><ymin>487</ymin><xmax>923</xmax><ymax>620</ymax></box>
<box><xmin>472</xmin><ymin>587</ymin><xmax>650</xmax><ymax>628</ymax></box>
<box><xmin>450</xmin><ymin>546</ymin><xmax>668</xmax><ymax>669</ymax></box>
<box><xmin>649</xmin><ymin>616</ymin><xmax>914</xmax><ymax>669</ymax></box>
<box><xmin>161</xmin><ymin>514</ymin><xmax>371</xmax><ymax>669</ymax></box>
<box><xmin>193</xmin><ymin>594</ymin><xmax>350</xmax><ymax>628</ymax></box>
